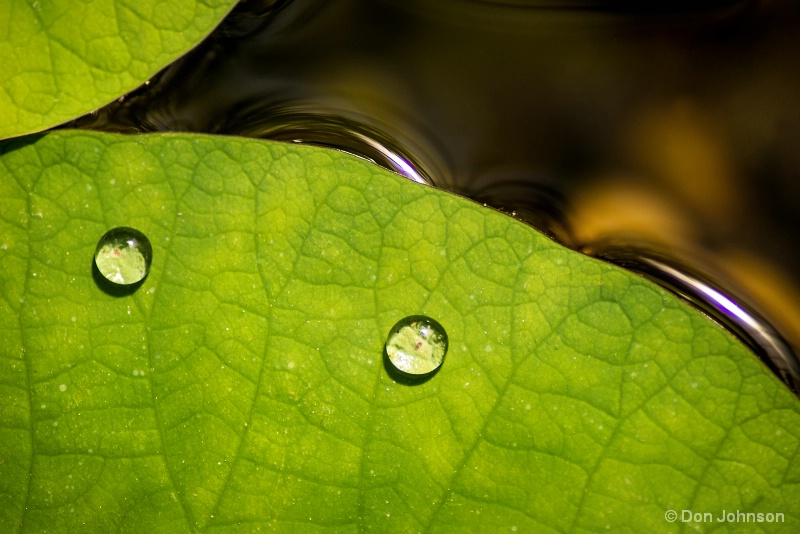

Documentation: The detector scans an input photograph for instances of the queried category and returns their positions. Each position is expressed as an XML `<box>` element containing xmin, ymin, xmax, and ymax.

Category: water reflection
<box><xmin>67</xmin><ymin>0</ymin><xmax>800</xmax><ymax>393</ymax></box>
<box><xmin>455</xmin><ymin>169</ymin><xmax>573</xmax><ymax>245</ymax></box>
<box><xmin>585</xmin><ymin>243</ymin><xmax>800</xmax><ymax>394</ymax></box>
<box><xmin>224</xmin><ymin>105</ymin><xmax>443</xmax><ymax>185</ymax></box>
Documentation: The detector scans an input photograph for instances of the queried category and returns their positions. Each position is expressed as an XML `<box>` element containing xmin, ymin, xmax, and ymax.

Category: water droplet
<box><xmin>94</xmin><ymin>227</ymin><xmax>152</xmax><ymax>285</ymax></box>
<box><xmin>385</xmin><ymin>315</ymin><xmax>448</xmax><ymax>377</ymax></box>
<box><xmin>59</xmin><ymin>384</ymin><xmax>67</xmax><ymax>392</ymax></box>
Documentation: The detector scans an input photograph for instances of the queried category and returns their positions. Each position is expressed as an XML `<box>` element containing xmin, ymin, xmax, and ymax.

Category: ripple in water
<box><xmin>225</xmin><ymin>106</ymin><xmax>442</xmax><ymax>186</ymax></box>
<box><xmin>64</xmin><ymin>0</ymin><xmax>800</xmax><ymax>395</ymax></box>
<box><xmin>584</xmin><ymin>243</ymin><xmax>800</xmax><ymax>395</ymax></box>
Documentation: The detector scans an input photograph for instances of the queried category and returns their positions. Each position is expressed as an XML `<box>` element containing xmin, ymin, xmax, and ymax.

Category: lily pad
<box><xmin>0</xmin><ymin>0</ymin><xmax>238</xmax><ymax>140</ymax></box>
<box><xmin>1</xmin><ymin>131</ymin><xmax>799</xmax><ymax>532</ymax></box>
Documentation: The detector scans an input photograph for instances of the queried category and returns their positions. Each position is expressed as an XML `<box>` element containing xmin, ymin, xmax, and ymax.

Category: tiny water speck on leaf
<box><xmin>385</xmin><ymin>315</ymin><xmax>448</xmax><ymax>377</ymax></box>
<box><xmin>94</xmin><ymin>227</ymin><xmax>152</xmax><ymax>285</ymax></box>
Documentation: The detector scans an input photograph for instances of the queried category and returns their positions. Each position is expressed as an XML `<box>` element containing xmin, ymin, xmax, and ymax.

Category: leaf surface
<box><xmin>0</xmin><ymin>0</ymin><xmax>237</xmax><ymax>140</ymax></box>
<box><xmin>1</xmin><ymin>131</ymin><xmax>799</xmax><ymax>532</ymax></box>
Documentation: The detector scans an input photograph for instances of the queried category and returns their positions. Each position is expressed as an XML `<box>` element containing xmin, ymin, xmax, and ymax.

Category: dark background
<box><xmin>72</xmin><ymin>0</ymin><xmax>800</xmax><ymax>370</ymax></box>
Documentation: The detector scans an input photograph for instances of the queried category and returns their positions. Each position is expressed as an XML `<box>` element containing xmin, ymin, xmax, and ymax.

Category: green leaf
<box><xmin>0</xmin><ymin>0</ymin><xmax>238</xmax><ymax>141</ymax></box>
<box><xmin>1</xmin><ymin>131</ymin><xmax>799</xmax><ymax>532</ymax></box>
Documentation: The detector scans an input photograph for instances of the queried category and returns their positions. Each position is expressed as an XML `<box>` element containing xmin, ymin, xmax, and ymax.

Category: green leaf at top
<box><xmin>1</xmin><ymin>131</ymin><xmax>799</xmax><ymax>532</ymax></box>
<box><xmin>0</xmin><ymin>0</ymin><xmax>238</xmax><ymax>141</ymax></box>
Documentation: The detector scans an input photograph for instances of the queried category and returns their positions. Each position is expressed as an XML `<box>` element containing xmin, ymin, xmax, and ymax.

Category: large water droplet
<box><xmin>385</xmin><ymin>315</ymin><xmax>448</xmax><ymax>378</ymax></box>
<box><xmin>94</xmin><ymin>227</ymin><xmax>152</xmax><ymax>285</ymax></box>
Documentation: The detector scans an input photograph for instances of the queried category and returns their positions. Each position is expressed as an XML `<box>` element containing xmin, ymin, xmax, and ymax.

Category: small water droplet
<box><xmin>94</xmin><ymin>227</ymin><xmax>152</xmax><ymax>285</ymax></box>
<box><xmin>59</xmin><ymin>384</ymin><xmax>67</xmax><ymax>392</ymax></box>
<box><xmin>385</xmin><ymin>315</ymin><xmax>448</xmax><ymax>377</ymax></box>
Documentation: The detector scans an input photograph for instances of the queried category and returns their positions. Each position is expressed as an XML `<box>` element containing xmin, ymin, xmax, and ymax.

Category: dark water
<box><xmin>70</xmin><ymin>0</ymin><xmax>800</xmax><ymax>392</ymax></box>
